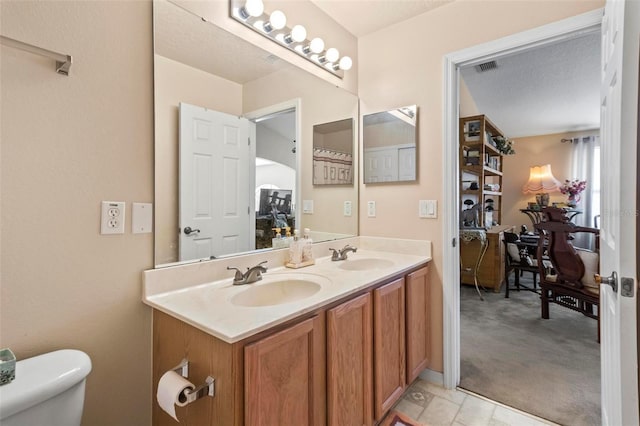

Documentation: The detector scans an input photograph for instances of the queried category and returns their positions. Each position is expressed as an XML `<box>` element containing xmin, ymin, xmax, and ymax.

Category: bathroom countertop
<box><xmin>143</xmin><ymin>238</ymin><xmax>431</xmax><ymax>344</ymax></box>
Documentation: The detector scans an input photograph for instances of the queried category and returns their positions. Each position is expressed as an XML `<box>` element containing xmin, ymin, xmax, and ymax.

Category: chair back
<box><xmin>534</xmin><ymin>207</ymin><xmax>599</xmax><ymax>288</ymax></box>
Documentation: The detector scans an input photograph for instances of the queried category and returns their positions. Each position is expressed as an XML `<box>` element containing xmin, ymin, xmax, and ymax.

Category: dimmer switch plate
<box><xmin>419</xmin><ymin>200</ymin><xmax>437</xmax><ymax>218</ymax></box>
<box><xmin>101</xmin><ymin>201</ymin><xmax>125</xmax><ymax>234</ymax></box>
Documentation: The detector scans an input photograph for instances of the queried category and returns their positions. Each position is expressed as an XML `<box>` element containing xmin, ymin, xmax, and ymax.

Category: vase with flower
<box><xmin>560</xmin><ymin>179</ymin><xmax>586</xmax><ymax>207</ymax></box>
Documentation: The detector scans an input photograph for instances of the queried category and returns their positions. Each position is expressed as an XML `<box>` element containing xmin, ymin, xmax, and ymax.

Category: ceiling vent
<box><xmin>475</xmin><ymin>61</ymin><xmax>498</xmax><ymax>72</ymax></box>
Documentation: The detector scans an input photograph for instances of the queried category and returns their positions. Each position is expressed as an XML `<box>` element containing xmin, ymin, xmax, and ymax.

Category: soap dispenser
<box><xmin>302</xmin><ymin>228</ymin><xmax>314</xmax><ymax>264</ymax></box>
<box><xmin>285</xmin><ymin>229</ymin><xmax>302</xmax><ymax>267</ymax></box>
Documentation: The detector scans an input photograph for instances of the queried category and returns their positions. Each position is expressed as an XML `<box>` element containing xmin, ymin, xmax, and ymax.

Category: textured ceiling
<box><xmin>309</xmin><ymin>0</ymin><xmax>452</xmax><ymax>37</ymax></box>
<box><xmin>461</xmin><ymin>32</ymin><xmax>601</xmax><ymax>138</ymax></box>
<box><xmin>154</xmin><ymin>0</ymin><xmax>289</xmax><ymax>84</ymax></box>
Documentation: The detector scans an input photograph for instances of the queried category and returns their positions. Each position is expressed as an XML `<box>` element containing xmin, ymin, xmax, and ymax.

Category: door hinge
<box><xmin>248</xmin><ymin>137</ymin><xmax>251</xmax><ymax>146</ymax></box>
<box><xmin>452</xmin><ymin>238</ymin><xmax>456</xmax><ymax>248</ymax></box>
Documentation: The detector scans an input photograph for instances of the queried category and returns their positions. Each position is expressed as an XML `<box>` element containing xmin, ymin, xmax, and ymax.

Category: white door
<box><xmin>179</xmin><ymin>102</ymin><xmax>253</xmax><ymax>261</ymax></box>
<box><xmin>599</xmin><ymin>1</ymin><xmax>639</xmax><ymax>425</ymax></box>
<box><xmin>398</xmin><ymin>146</ymin><xmax>416</xmax><ymax>181</ymax></box>
<box><xmin>364</xmin><ymin>147</ymin><xmax>398</xmax><ymax>183</ymax></box>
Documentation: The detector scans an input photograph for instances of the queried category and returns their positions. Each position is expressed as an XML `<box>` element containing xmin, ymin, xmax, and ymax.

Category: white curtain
<box><xmin>570</xmin><ymin>135</ymin><xmax>600</xmax><ymax>249</ymax></box>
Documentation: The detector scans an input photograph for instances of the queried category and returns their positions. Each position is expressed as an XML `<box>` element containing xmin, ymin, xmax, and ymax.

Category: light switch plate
<box><xmin>303</xmin><ymin>200</ymin><xmax>314</xmax><ymax>214</ymax></box>
<box><xmin>132</xmin><ymin>202</ymin><xmax>153</xmax><ymax>234</ymax></box>
<box><xmin>367</xmin><ymin>201</ymin><xmax>376</xmax><ymax>218</ymax></box>
<box><xmin>344</xmin><ymin>201</ymin><xmax>352</xmax><ymax>217</ymax></box>
<box><xmin>101</xmin><ymin>201</ymin><xmax>125</xmax><ymax>234</ymax></box>
<box><xmin>419</xmin><ymin>200</ymin><xmax>437</xmax><ymax>218</ymax></box>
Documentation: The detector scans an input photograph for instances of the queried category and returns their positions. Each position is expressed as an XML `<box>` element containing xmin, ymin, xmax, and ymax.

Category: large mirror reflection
<box><xmin>363</xmin><ymin>105</ymin><xmax>417</xmax><ymax>183</ymax></box>
<box><xmin>153</xmin><ymin>0</ymin><xmax>359</xmax><ymax>267</ymax></box>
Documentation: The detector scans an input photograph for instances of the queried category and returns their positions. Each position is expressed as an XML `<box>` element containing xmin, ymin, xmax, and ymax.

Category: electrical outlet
<box><xmin>367</xmin><ymin>201</ymin><xmax>376</xmax><ymax>218</ymax></box>
<box><xmin>344</xmin><ymin>201</ymin><xmax>352</xmax><ymax>217</ymax></box>
<box><xmin>101</xmin><ymin>201</ymin><xmax>125</xmax><ymax>234</ymax></box>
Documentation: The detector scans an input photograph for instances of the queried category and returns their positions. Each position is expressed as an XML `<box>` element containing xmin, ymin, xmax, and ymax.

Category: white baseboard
<box><xmin>419</xmin><ymin>368</ymin><xmax>444</xmax><ymax>386</ymax></box>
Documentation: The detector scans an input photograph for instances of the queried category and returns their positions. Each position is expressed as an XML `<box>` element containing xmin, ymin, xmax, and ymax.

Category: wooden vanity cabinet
<box><xmin>327</xmin><ymin>293</ymin><xmax>373</xmax><ymax>426</ymax></box>
<box><xmin>245</xmin><ymin>315</ymin><xmax>325</xmax><ymax>426</ymax></box>
<box><xmin>406</xmin><ymin>265</ymin><xmax>430</xmax><ymax>383</ymax></box>
<box><xmin>373</xmin><ymin>278</ymin><xmax>406</xmax><ymax>421</ymax></box>
<box><xmin>152</xmin><ymin>264</ymin><xmax>430</xmax><ymax>426</ymax></box>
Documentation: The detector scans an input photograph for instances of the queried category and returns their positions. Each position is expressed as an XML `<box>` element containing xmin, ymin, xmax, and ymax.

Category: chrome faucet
<box><xmin>227</xmin><ymin>261</ymin><xmax>268</xmax><ymax>285</ymax></box>
<box><xmin>329</xmin><ymin>245</ymin><xmax>357</xmax><ymax>261</ymax></box>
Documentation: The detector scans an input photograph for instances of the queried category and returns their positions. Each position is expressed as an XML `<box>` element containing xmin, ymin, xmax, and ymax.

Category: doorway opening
<box><xmin>441</xmin><ymin>7</ymin><xmax>603</xmax><ymax>424</ymax></box>
<box><xmin>245</xmin><ymin>100</ymin><xmax>301</xmax><ymax>252</ymax></box>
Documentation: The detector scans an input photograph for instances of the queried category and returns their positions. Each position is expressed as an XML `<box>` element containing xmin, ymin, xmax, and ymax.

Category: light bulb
<box><xmin>290</xmin><ymin>25</ymin><xmax>307</xmax><ymax>42</ymax></box>
<box><xmin>269</xmin><ymin>10</ymin><xmax>286</xmax><ymax>30</ymax></box>
<box><xmin>243</xmin><ymin>0</ymin><xmax>264</xmax><ymax>17</ymax></box>
<box><xmin>325</xmin><ymin>47</ymin><xmax>339</xmax><ymax>63</ymax></box>
<box><xmin>309</xmin><ymin>38</ymin><xmax>325</xmax><ymax>54</ymax></box>
<box><xmin>338</xmin><ymin>56</ymin><xmax>353</xmax><ymax>71</ymax></box>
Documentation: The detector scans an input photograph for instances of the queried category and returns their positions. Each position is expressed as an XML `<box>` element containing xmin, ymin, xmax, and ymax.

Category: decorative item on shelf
<box><xmin>522</xmin><ymin>164</ymin><xmax>562</xmax><ymax>207</ymax></box>
<box><xmin>463</xmin><ymin>120</ymin><xmax>481</xmax><ymax>141</ymax></box>
<box><xmin>560</xmin><ymin>179</ymin><xmax>586</xmax><ymax>207</ymax></box>
<box><xmin>492</xmin><ymin>136</ymin><xmax>515</xmax><ymax>155</ymax></box>
<box><xmin>469</xmin><ymin>181</ymin><xmax>479</xmax><ymax>190</ymax></box>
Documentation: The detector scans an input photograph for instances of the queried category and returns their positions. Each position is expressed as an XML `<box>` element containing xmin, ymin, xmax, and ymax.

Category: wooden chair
<box><xmin>534</xmin><ymin>207</ymin><xmax>600</xmax><ymax>341</ymax></box>
<box><xmin>503</xmin><ymin>232</ymin><xmax>542</xmax><ymax>298</ymax></box>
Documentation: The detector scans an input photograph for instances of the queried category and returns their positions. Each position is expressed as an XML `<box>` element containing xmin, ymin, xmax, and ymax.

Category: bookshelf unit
<box><xmin>459</xmin><ymin>114</ymin><xmax>506</xmax><ymax>228</ymax></box>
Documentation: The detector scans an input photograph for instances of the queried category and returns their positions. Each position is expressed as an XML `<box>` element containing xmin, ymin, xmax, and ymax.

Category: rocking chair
<box><xmin>534</xmin><ymin>207</ymin><xmax>600</xmax><ymax>341</ymax></box>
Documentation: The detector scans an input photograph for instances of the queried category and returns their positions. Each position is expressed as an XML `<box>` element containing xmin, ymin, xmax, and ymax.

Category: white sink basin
<box><xmin>338</xmin><ymin>258</ymin><xmax>395</xmax><ymax>271</ymax></box>
<box><xmin>230</xmin><ymin>274</ymin><xmax>328</xmax><ymax>307</ymax></box>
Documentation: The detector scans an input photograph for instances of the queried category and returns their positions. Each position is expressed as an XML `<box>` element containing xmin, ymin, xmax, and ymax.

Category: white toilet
<box><xmin>0</xmin><ymin>349</ymin><xmax>92</xmax><ymax>426</ymax></box>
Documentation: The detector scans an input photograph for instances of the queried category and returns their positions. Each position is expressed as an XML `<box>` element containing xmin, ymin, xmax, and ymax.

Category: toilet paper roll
<box><xmin>156</xmin><ymin>370</ymin><xmax>195</xmax><ymax>421</ymax></box>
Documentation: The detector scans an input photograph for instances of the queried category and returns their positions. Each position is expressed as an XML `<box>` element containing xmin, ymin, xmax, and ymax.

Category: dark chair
<box><xmin>502</xmin><ymin>232</ymin><xmax>542</xmax><ymax>298</ymax></box>
<box><xmin>534</xmin><ymin>207</ymin><xmax>600</xmax><ymax>341</ymax></box>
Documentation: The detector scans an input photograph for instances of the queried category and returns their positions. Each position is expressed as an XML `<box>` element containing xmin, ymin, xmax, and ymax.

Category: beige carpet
<box><xmin>459</xmin><ymin>278</ymin><xmax>600</xmax><ymax>426</ymax></box>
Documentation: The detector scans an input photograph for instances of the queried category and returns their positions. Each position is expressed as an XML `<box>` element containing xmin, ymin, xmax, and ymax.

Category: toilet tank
<box><xmin>0</xmin><ymin>349</ymin><xmax>92</xmax><ymax>426</ymax></box>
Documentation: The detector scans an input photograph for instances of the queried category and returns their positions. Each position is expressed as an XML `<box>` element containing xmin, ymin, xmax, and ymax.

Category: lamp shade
<box><xmin>522</xmin><ymin>164</ymin><xmax>562</xmax><ymax>193</ymax></box>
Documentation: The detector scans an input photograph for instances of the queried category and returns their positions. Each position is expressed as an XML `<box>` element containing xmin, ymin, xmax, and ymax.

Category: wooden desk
<box><xmin>460</xmin><ymin>224</ymin><xmax>515</xmax><ymax>292</ymax></box>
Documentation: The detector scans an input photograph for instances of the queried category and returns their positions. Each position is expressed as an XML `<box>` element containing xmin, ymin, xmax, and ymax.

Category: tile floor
<box><xmin>392</xmin><ymin>379</ymin><xmax>559</xmax><ymax>426</ymax></box>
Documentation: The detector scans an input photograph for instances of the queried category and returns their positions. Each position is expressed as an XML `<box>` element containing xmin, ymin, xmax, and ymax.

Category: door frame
<box><xmin>244</xmin><ymin>98</ymin><xmax>302</xmax><ymax>237</ymax></box>
<box><xmin>441</xmin><ymin>8</ymin><xmax>603</xmax><ymax>389</ymax></box>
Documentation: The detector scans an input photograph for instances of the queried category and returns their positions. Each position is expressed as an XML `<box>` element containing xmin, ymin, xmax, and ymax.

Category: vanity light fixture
<box><xmin>263</xmin><ymin>10</ymin><xmax>286</xmax><ymax>32</ymax></box>
<box><xmin>230</xmin><ymin>0</ymin><xmax>353</xmax><ymax>78</ymax></box>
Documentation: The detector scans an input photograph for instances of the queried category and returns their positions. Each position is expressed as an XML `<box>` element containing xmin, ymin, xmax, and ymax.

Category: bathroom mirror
<box><xmin>153</xmin><ymin>0</ymin><xmax>359</xmax><ymax>267</ymax></box>
<box><xmin>362</xmin><ymin>105</ymin><xmax>418</xmax><ymax>184</ymax></box>
<box><xmin>312</xmin><ymin>118</ymin><xmax>354</xmax><ymax>185</ymax></box>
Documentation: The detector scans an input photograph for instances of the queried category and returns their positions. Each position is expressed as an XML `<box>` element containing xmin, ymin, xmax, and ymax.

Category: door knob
<box><xmin>184</xmin><ymin>226</ymin><xmax>200</xmax><ymax>235</ymax></box>
<box><xmin>594</xmin><ymin>271</ymin><xmax>617</xmax><ymax>293</ymax></box>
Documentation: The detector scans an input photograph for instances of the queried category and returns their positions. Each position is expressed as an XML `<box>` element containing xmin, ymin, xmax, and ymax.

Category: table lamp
<box><xmin>522</xmin><ymin>164</ymin><xmax>561</xmax><ymax>207</ymax></box>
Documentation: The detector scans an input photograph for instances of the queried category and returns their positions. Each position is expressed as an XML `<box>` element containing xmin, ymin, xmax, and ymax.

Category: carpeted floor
<box><xmin>459</xmin><ymin>276</ymin><xmax>600</xmax><ymax>426</ymax></box>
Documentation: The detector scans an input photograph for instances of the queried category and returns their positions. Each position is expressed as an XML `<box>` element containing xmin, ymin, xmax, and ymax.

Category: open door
<box><xmin>599</xmin><ymin>1</ymin><xmax>639</xmax><ymax>424</ymax></box>
<box><xmin>178</xmin><ymin>102</ymin><xmax>253</xmax><ymax>261</ymax></box>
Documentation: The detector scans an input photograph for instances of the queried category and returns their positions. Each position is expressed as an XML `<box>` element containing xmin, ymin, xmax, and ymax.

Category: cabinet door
<box><xmin>406</xmin><ymin>266</ymin><xmax>430</xmax><ymax>383</ymax></box>
<box><xmin>373</xmin><ymin>278</ymin><xmax>406</xmax><ymax>420</ymax></box>
<box><xmin>245</xmin><ymin>316</ymin><xmax>324</xmax><ymax>426</ymax></box>
<box><xmin>327</xmin><ymin>293</ymin><xmax>373</xmax><ymax>426</ymax></box>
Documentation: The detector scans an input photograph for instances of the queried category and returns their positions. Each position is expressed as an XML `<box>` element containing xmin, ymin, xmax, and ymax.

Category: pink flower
<box><xmin>560</xmin><ymin>179</ymin><xmax>587</xmax><ymax>196</ymax></box>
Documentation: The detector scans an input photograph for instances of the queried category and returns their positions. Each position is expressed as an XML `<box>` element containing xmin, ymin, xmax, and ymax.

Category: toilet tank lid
<box><xmin>0</xmin><ymin>349</ymin><xmax>92</xmax><ymax>420</ymax></box>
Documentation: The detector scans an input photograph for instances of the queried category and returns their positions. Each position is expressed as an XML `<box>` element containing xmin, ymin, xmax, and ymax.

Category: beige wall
<box><xmin>502</xmin><ymin>130</ymin><xmax>598</xmax><ymax>228</ymax></box>
<box><xmin>243</xmin><ymin>67</ymin><xmax>359</xmax><ymax>236</ymax></box>
<box><xmin>154</xmin><ymin>55</ymin><xmax>243</xmax><ymax>265</ymax></box>
<box><xmin>358</xmin><ymin>0</ymin><xmax>603</xmax><ymax>372</ymax></box>
<box><xmin>1</xmin><ymin>1</ymin><xmax>153</xmax><ymax>425</ymax></box>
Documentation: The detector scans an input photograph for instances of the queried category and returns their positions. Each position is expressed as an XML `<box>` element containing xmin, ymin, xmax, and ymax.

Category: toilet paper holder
<box><xmin>172</xmin><ymin>359</ymin><xmax>215</xmax><ymax>403</ymax></box>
